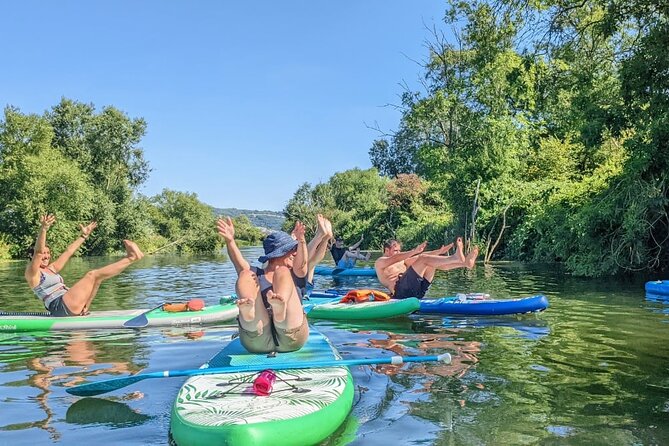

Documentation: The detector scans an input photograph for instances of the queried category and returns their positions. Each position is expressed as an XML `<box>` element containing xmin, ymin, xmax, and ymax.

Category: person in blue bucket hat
<box><xmin>217</xmin><ymin>216</ymin><xmax>311</xmax><ymax>353</ymax></box>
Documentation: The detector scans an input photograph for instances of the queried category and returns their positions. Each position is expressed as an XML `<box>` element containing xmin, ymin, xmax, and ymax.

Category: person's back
<box><xmin>330</xmin><ymin>238</ymin><xmax>347</xmax><ymax>265</ymax></box>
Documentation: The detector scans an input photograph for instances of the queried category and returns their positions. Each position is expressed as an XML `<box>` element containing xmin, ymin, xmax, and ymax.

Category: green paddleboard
<box><xmin>306</xmin><ymin>296</ymin><xmax>420</xmax><ymax>320</ymax></box>
<box><xmin>0</xmin><ymin>303</ymin><xmax>239</xmax><ymax>332</ymax></box>
<box><xmin>169</xmin><ymin>328</ymin><xmax>354</xmax><ymax>446</ymax></box>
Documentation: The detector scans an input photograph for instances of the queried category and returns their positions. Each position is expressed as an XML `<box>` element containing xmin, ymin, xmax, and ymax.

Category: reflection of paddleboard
<box><xmin>66</xmin><ymin>397</ymin><xmax>151</xmax><ymax>427</ymax></box>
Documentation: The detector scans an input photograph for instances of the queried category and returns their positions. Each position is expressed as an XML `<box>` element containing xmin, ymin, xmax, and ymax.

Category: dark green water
<box><xmin>1</xmin><ymin>247</ymin><xmax>668</xmax><ymax>445</ymax></box>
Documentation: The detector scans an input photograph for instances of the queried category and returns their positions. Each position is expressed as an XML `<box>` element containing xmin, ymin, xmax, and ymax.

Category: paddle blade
<box><xmin>67</xmin><ymin>374</ymin><xmax>150</xmax><ymax>397</ymax></box>
<box><xmin>122</xmin><ymin>313</ymin><xmax>150</xmax><ymax>328</ymax></box>
<box><xmin>122</xmin><ymin>304</ymin><xmax>164</xmax><ymax>328</ymax></box>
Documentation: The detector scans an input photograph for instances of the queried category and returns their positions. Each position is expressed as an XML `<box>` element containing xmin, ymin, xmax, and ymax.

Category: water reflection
<box><xmin>66</xmin><ymin>397</ymin><xmax>152</xmax><ymax>427</ymax></box>
<box><xmin>0</xmin><ymin>331</ymin><xmax>146</xmax><ymax>440</ymax></box>
<box><xmin>2</xmin><ymin>255</ymin><xmax>669</xmax><ymax>445</ymax></box>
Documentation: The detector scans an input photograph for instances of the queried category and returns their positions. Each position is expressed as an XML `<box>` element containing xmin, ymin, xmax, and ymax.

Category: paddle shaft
<box><xmin>67</xmin><ymin>353</ymin><xmax>451</xmax><ymax>397</ymax></box>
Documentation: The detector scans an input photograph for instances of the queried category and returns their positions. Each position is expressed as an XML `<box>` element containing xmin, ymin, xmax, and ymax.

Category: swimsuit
<box><xmin>330</xmin><ymin>246</ymin><xmax>346</xmax><ymax>264</ymax></box>
<box><xmin>32</xmin><ymin>268</ymin><xmax>74</xmax><ymax>315</ymax></box>
<box><xmin>337</xmin><ymin>258</ymin><xmax>356</xmax><ymax>269</ymax></box>
<box><xmin>392</xmin><ymin>266</ymin><xmax>431</xmax><ymax>299</ymax></box>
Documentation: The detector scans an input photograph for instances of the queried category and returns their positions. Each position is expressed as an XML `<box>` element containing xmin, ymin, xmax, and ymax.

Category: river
<box><xmin>1</xmin><ymin>247</ymin><xmax>668</xmax><ymax>445</ymax></box>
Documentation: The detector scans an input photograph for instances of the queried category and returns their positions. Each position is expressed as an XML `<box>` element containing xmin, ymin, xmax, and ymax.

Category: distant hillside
<box><xmin>212</xmin><ymin>207</ymin><xmax>285</xmax><ymax>231</ymax></box>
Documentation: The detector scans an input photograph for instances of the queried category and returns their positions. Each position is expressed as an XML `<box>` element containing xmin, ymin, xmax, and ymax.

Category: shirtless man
<box><xmin>375</xmin><ymin>237</ymin><xmax>478</xmax><ymax>299</ymax></box>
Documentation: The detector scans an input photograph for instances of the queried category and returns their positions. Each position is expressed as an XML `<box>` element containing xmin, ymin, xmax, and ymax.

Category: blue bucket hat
<box><xmin>258</xmin><ymin>231</ymin><xmax>298</xmax><ymax>263</ymax></box>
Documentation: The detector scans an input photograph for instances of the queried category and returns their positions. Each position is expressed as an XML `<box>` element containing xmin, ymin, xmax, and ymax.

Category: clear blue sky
<box><xmin>1</xmin><ymin>1</ymin><xmax>447</xmax><ymax>211</ymax></box>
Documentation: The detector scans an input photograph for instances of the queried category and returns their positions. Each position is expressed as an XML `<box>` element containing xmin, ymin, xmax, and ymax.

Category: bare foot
<box><xmin>465</xmin><ymin>247</ymin><xmax>479</xmax><ymax>269</ymax></box>
<box><xmin>315</xmin><ymin>214</ymin><xmax>327</xmax><ymax>239</ymax></box>
<box><xmin>237</xmin><ymin>296</ymin><xmax>257</xmax><ymax>322</ymax></box>
<box><xmin>324</xmin><ymin>218</ymin><xmax>333</xmax><ymax>239</ymax></box>
<box><xmin>455</xmin><ymin>238</ymin><xmax>465</xmax><ymax>263</ymax></box>
<box><xmin>439</xmin><ymin>243</ymin><xmax>454</xmax><ymax>255</ymax></box>
<box><xmin>123</xmin><ymin>240</ymin><xmax>144</xmax><ymax>261</ymax></box>
<box><xmin>267</xmin><ymin>290</ymin><xmax>287</xmax><ymax>323</ymax></box>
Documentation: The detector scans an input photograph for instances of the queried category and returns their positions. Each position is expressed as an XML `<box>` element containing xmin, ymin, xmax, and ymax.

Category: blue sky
<box><xmin>1</xmin><ymin>1</ymin><xmax>447</xmax><ymax>211</ymax></box>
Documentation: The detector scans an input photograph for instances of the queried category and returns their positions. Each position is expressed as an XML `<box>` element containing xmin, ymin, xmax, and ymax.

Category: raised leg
<box><xmin>236</xmin><ymin>269</ymin><xmax>271</xmax><ymax>333</ymax></box>
<box><xmin>306</xmin><ymin>215</ymin><xmax>332</xmax><ymax>284</ymax></box>
<box><xmin>268</xmin><ymin>266</ymin><xmax>304</xmax><ymax>330</ymax></box>
<box><xmin>63</xmin><ymin>240</ymin><xmax>143</xmax><ymax>315</ymax></box>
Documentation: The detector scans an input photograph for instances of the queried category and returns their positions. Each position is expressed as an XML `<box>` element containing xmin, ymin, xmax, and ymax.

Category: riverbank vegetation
<box><xmin>0</xmin><ymin>99</ymin><xmax>262</xmax><ymax>258</ymax></box>
<box><xmin>2</xmin><ymin>1</ymin><xmax>666</xmax><ymax>277</ymax></box>
<box><xmin>285</xmin><ymin>0</ymin><xmax>668</xmax><ymax>276</ymax></box>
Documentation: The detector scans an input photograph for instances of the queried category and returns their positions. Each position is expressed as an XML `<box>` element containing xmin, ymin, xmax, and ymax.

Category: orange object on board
<box><xmin>340</xmin><ymin>289</ymin><xmax>391</xmax><ymax>303</ymax></box>
<box><xmin>162</xmin><ymin>299</ymin><xmax>206</xmax><ymax>313</ymax></box>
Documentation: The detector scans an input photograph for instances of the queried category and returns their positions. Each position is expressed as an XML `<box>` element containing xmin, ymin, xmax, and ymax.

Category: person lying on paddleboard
<box><xmin>217</xmin><ymin>217</ymin><xmax>315</xmax><ymax>353</ymax></box>
<box><xmin>25</xmin><ymin>214</ymin><xmax>144</xmax><ymax>317</ymax></box>
<box><xmin>374</xmin><ymin>237</ymin><xmax>479</xmax><ymax>299</ymax></box>
<box><xmin>330</xmin><ymin>234</ymin><xmax>367</xmax><ymax>268</ymax></box>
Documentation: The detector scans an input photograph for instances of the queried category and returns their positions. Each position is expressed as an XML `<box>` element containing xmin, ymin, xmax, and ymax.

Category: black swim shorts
<box><xmin>393</xmin><ymin>266</ymin><xmax>431</xmax><ymax>299</ymax></box>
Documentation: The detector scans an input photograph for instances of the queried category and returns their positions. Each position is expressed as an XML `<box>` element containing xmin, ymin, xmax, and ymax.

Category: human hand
<box><xmin>216</xmin><ymin>217</ymin><xmax>235</xmax><ymax>243</ymax></box>
<box><xmin>79</xmin><ymin>221</ymin><xmax>98</xmax><ymax>239</ymax></box>
<box><xmin>292</xmin><ymin>221</ymin><xmax>306</xmax><ymax>243</ymax></box>
<box><xmin>40</xmin><ymin>214</ymin><xmax>56</xmax><ymax>230</ymax></box>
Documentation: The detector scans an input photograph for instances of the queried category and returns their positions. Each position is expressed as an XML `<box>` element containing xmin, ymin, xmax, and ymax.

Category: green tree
<box><xmin>146</xmin><ymin>189</ymin><xmax>218</xmax><ymax>254</ymax></box>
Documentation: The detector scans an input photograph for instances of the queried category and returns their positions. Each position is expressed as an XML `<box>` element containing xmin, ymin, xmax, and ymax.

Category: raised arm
<box><xmin>348</xmin><ymin>234</ymin><xmax>364</xmax><ymax>250</ymax></box>
<box><xmin>423</xmin><ymin>243</ymin><xmax>454</xmax><ymax>256</ymax></box>
<box><xmin>374</xmin><ymin>242</ymin><xmax>427</xmax><ymax>270</ymax></box>
<box><xmin>291</xmin><ymin>221</ymin><xmax>308</xmax><ymax>278</ymax></box>
<box><xmin>25</xmin><ymin>214</ymin><xmax>55</xmax><ymax>283</ymax></box>
<box><xmin>217</xmin><ymin>217</ymin><xmax>250</xmax><ymax>273</ymax></box>
<box><xmin>50</xmin><ymin>221</ymin><xmax>97</xmax><ymax>273</ymax></box>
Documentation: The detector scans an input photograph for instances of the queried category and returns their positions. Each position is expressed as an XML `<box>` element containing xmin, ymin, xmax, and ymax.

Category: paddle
<box><xmin>122</xmin><ymin>304</ymin><xmax>166</xmax><ymax>328</ymax></box>
<box><xmin>66</xmin><ymin>353</ymin><xmax>452</xmax><ymax>397</ymax></box>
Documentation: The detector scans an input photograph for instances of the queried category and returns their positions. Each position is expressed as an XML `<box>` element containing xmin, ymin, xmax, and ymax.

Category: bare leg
<box><xmin>455</xmin><ymin>237</ymin><xmax>465</xmax><ymax>262</ymax></box>
<box><xmin>464</xmin><ymin>246</ymin><xmax>479</xmax><ymax>269</ymax></box>
<box><xmin>307</xmin><ymin>214</ymin><xmax>327</xmax><ymax>264</ymax></box>
<box><xmin>306</xmin><ymin>215</ymin><xmax>332</xmax><ymax>284</ymax></box>
<box><xmin>268</xmin><ymin>266</ymin><xmax>304</xmax><ymax>330</ymax></box>
<box><xmin>236</xmin><ymin>269</ymin><xmax>271</xmax><ymax>334</ymax></box>
<box><xmin>62</xmin><ymin>240</ymin><xmax>143</xmax><ymax>315</ymax></box>
<box><xmin>406</xmin><ymin>252</ymin><xmax>466</xmax><ymax>280</ymax></box>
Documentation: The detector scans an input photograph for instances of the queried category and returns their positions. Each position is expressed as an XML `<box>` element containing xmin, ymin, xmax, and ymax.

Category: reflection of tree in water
<box><xmin>21</xmin><ymin>333</ymin><xmax>146</xmax><ymax>440</ymax></box>
<box><xmin>368</xmin><ymin>332</ymin><xmax>481</xmax><ymax>382</ymax></box>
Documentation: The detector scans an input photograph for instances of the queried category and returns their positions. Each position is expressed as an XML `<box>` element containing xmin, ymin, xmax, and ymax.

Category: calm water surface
<box><xmin>1</xmin><ymin>247</ymin><xmax>668</xmax><ymax>445</ymax></box>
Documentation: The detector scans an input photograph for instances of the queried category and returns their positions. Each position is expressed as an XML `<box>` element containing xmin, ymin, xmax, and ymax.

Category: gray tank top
<box><xmin>32</xmin><ymin>267</ymin><xmax>68</xmax><ymax>309</ymax></box>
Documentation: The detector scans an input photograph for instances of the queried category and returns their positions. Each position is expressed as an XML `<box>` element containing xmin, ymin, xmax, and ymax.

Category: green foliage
<box><xmin>363</xmin><ymin>0</ymin><xmax>669</xmax><ymax>275</ymax></box>
<box><xmin>0</xmin><ymin>108</ymin><xmax>97</xmax><ymax>256</ymax></box>
<box><xmin>283</xmin><ymin>169</ymin><xmax>454</xmax><ymax>250</ymax></box>
<box><xmin>145</xmin><ymin>189</ymin><xmax>219</xmax><ymax>254</ymax></box>
<box><xmin>231</xmin><ymin>215</ymin><xmax>265</xmax><ymax>244</ymax></box>
<box><xmin>0</xmin><ymin>234</ymin><xmax>13</xmax><ymax>260</ymax></box>
<box><xmin>0</xmin><ymin>100</ymin><xmax>232</xmax><ymax>257</ymax></box>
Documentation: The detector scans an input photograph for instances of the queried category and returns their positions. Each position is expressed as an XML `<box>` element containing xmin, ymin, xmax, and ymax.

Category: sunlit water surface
<box><xmin>1</xmin><ymin>248</ymin><xmax>668</xmax><ymax>445</ymax></box>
